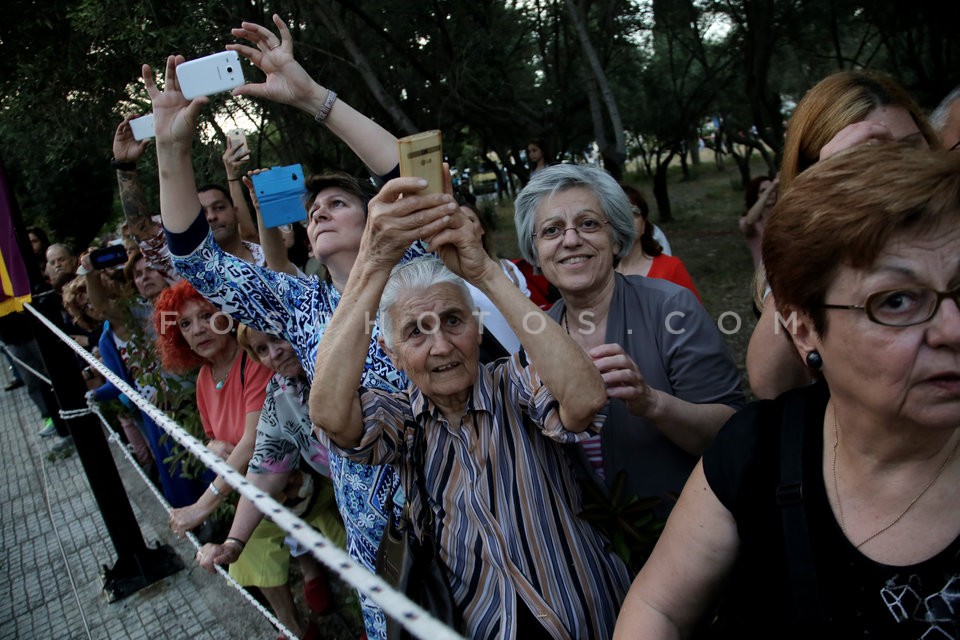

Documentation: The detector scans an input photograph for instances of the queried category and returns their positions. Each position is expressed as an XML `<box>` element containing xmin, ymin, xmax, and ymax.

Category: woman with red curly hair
<box><xmin>152</xmin><ymin>281</ymin><xmax>308</xmax><ymax>634</ymax></box>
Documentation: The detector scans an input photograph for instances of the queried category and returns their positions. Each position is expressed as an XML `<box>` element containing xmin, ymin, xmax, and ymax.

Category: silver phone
<box><xmin>176</xmin><ymin>51</ymin><xmax>245</xmax><ymax>100</ymax></box>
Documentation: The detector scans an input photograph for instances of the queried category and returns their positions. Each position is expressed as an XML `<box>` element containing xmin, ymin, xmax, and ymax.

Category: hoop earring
<box><xmin>805</xmin><ymin>350</ymin><xmax>823</xmax><ymax>370</ymax></box>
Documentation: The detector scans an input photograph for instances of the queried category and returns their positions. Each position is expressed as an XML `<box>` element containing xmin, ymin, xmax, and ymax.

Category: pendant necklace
<box><xmin>832</xmin><ymin>404</ymin><xmax>960</xmax><ymax>549</ymax></box>
<box><xmin>214</xmin><ymin>366</ymin><xmax>229</xmax><ymax>390</ymax></box>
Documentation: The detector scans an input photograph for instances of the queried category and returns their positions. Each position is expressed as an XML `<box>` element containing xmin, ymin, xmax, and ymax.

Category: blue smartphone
<box><xmin>251</xmin><ymin>165</ymin><xmax>308</xmax><ymax>228</ymax></box>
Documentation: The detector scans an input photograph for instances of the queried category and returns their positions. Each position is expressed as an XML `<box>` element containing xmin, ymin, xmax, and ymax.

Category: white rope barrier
<box><xmin>86</xmin><ymin>397</ymin><xmax>298</xmax><ymax>640</ymax></box>
<box><xmin>25</xmin><ymin>303</ymin><xmax>464</xmax><ymax>640</ymax></box>
<box><xmin>1</xmin><ymin>344</ymin><xmax>53</xmax><ymax>386</ymax></box>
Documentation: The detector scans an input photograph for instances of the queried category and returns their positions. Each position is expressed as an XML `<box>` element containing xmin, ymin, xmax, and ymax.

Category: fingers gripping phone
<box><xmin>176</xmin><ymin>51</ymin><xmax>245</xmax><ymax>100</ymax></box>
<box><xmin>89</xmin><ymin>245</ymin><xmax>129</xmax><ymax>270</ymax></box>
<box><xmin>398</xmin><ymin>130</ymin><xmax>444</xmax><ymax>196</ymax></box>
<box><xmin>130</xmin><ymin>114</ymin><xmax>155</xmax><ymax>141</ymax></box>
<box><xmin>227</xmin><ymin>128</ymin><xmax>247</xmax><ymax>151</ymax></box>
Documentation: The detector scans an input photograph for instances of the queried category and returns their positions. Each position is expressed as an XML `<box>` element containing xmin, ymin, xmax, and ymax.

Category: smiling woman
<box><xmin>512</xmin><ymin>163</ymin><xmax>744</xmax><ymax>517</ymax></box>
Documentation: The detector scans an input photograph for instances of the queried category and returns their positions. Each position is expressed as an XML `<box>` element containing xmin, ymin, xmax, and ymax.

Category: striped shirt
<box><xmin>335</xmin><ymin>351</ymin><xmax>631</xmax><ymax>639</ymax></box>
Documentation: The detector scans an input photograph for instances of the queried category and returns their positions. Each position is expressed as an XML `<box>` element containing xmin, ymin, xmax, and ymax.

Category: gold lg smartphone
<box><xmin>398</xmin><ymin>130</ymin><xmax>444</xmax><ymax>195</ymax></box>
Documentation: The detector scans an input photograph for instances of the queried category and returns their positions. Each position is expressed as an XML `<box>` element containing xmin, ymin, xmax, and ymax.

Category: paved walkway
<box><xmin>0</xmin><ymin>374</ymin><xmax>285</xmax><ymax>640</ymax></box>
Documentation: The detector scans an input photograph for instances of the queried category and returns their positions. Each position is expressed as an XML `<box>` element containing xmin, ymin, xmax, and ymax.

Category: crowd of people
<box><xmin>6</xmin><ymin>12</ymin><xmax>960</xmax><ymax>639</ymax></box>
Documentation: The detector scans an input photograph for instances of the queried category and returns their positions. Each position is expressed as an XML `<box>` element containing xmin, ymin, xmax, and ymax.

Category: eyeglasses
<box><xmin>532</xmin><ymin>216</ymin><xmax>609</xmax><ymax>241</ymax></box>
<box><xmin>950</xmin><ymin>138</ymin><xmax>960</xmax><ymax>152</ymax></box>
<box><xmin>818</xmin><ymin>285</ymin><xmax>960</xmax><ymax>327</ymax></box>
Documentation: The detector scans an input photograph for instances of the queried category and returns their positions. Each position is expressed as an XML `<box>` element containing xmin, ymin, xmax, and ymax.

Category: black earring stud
<box><xmin>805</xmin><ymin>350</ymin><xmax>823</xmax><ymax>370</ymax></box>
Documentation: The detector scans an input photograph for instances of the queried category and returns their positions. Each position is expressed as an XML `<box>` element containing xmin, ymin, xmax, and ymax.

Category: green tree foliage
<box><xmin>1</xmin><ymin>0</ymin><xmax>957</xmax><ymax>244</ymax></box>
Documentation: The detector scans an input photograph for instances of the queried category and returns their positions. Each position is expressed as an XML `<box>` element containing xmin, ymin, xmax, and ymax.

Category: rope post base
<box><xmin>101</xmin><ymin>541</ymin><xmax>185</xmax><ymax>603</ymax></box>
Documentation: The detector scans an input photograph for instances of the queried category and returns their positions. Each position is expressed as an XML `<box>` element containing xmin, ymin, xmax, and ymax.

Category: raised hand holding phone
<box><xmin>398</xmin><ymin>130</ymin><xmax>444</xmax><ymax>196</ymax></box>
<box><xmin>175</xmin><ymin>51</ymin><xmax>245</xmax><ymax>100</ymax></box>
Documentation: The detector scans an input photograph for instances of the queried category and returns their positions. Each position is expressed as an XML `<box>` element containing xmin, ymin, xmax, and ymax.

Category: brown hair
<box><xmin>780</xmin><ymin>70</ymin><xmax>940</xmax><ymax>194</ymax></box>
<box><xmin>763</xmin><ymin>144</ymin><xmax>960</xmax><ymax>335</ymax></box>
<box><xmin>304</xmin><ymin>172</ymin><xmax>373</xmax><ymax>213</ymax></box>
<box><xmin>235</xmin><ymin>323</ymin><xmax>263</xmax><ymax>366</ymax></box>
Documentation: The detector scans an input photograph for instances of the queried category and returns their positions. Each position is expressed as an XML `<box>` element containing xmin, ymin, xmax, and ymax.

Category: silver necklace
<box><xmin>832</xmin><ymin>404</ymin><xmax>960</xmax><ymax>549</ymax></box>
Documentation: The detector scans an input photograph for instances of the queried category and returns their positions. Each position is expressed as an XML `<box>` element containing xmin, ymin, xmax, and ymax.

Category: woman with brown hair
<box><xmin>615</xmin><ymin>143</ymin><xmax>960</xmax><ymax>639</ymax></box>
<box><xmin>747</xmin><ymin>70</ymin><xmax>941</xmax><ymax>400</ymax></box>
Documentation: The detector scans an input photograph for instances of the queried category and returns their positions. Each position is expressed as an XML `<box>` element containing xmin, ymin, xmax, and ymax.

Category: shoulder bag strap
<box><xmin>776</xmin><ymin>392</ymin><xmax>825</xmax><ymax>624</ymax></box>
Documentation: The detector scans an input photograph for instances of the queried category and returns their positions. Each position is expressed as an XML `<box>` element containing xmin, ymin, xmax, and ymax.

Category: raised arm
<box><xmin>309</xmin><ymin>179</ymin><xmax>457</xmax><ymax>447</ymax></box>
<box><xmin>112</xmin><ymin>115</ymin><xmax>162</xmax><ymax>241</ymax></box>
<box><xmin>430</xmin><ymin>209</ymin><xmax>607</xmax><ymax>431</ymax></box>
<box><xmin>242</xmin><ymin>171</ymin><xmax>297</xmax><ymax>275</ymax></box>
<box><xmin>228</xmin><ymin>14</ymin><xmax>399</xmax><ymax>176</ymax></box>
<box><xmin>143</xmin><ymin>57</ymin><xmax>207</xmax><ymax>234</ymax></box>
<box><xmin>222</xmin><ymin>138</ymin><xmax>259</xmax><ymax>243</ymax></box>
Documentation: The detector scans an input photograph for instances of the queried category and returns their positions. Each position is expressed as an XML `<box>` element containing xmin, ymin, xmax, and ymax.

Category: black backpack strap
<box><xmin>776</xmin><ymin>391</ymin><xmax>825</xmax><ymax>624</ymax></box>
<box><xmin>239</xmin><ymin>351</ymin><xmax>247</xmax><ymax>389</ymax></box>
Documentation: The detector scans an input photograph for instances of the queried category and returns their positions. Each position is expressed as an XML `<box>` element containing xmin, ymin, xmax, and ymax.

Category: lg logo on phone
<box><xmin>420</xmin><ymin>158</ymin><xmax>433</xmax><ymax>166</ymax></box>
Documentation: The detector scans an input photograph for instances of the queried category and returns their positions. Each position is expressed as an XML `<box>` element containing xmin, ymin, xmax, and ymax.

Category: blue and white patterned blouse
<box><xmin>166</xmin><ymin>211</ymin><xmax>423</xmax><ymax>640</ymax></box>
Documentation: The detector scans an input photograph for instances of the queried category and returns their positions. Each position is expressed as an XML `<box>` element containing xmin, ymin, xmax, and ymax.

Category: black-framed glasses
<box><xmin>818</xmin><ymin>285</ymin><xmax>960</xmax><ymax>327</ymax></box>
<box><xmin>532</xmin><ymin>216</ymin><xmax>609</xmax><ymax>241</ymax></box>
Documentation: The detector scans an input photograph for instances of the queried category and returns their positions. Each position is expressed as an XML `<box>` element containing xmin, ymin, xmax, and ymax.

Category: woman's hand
<box><xmin>195</xmin><ymin>542</ymin><xmax>241</xmax><ymax>573</ymax></box>
<box><xmin>820</xmin><ymin>121</ymin><xmax>895</xmax><ymax>161</ymax></box>
<box><xmin>142</xmin><ymin>56</ymin><xmax>208</xmax><ymax>151</ymax></box>
<box><xmin>222</xmin><ymin>138</ymin><xmax>250</xmax><ymax>181</ymax></box>
<box><xmin>206</xmin><ymin>439</ymin><xmax>235</xmax><ymax>459</ymax></box>
<box><xmin>429</xmin><ymin>208</ymin><xmax>497</xmax><ymax>285</ymax></box>
<box><xmin>589</xmin><ymin>343</ymin><xmax>660</xmax><ymax>418</ymax></box>
<box><xmin>112</xmin><ymin>115</ymin><xmax>150</xmax><ymax>163</ymax></box>
<box><xmin>169</xmin><ymin>503</ymin><xmax>209</xmax><ymax>538</ymax></box>
<box><xmin>229</xmin><ymin>14</ymin><xmax>320</xmax><ymax>113</ymax></box>
<box><xmin>360</xmin><ymin>178</ymin><xmax>457</xmax><ymax>269</ymax></box>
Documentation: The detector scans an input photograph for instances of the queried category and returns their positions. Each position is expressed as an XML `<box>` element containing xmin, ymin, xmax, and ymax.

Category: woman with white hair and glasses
<box><xmin>513</xmin><ymin>164</ymin><xmax>744</xmax><ymax>514</ymax></box>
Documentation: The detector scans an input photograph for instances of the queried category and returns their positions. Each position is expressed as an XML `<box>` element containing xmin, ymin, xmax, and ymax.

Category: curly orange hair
<box><xmin>152</xmin><ymin>279</ymin><xmax>213</xmax><ymax>374</ymax></box>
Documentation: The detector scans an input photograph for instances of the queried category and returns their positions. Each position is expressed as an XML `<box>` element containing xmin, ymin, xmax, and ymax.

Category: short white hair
<box><xmin>378</xmin><ymin>256</ymin><xmax>473</xmax><ymax>350</ymax></box>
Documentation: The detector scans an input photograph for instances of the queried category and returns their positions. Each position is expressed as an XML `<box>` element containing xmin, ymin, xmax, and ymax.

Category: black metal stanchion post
<box><xmin>29</xmin><ymin>291</ymin><xmax>183</xmax><ymax>601</ymax></box>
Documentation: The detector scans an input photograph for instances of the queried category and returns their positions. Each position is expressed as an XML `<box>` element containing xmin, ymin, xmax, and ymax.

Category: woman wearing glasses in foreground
<box><xmin>614</xmin><ymin>145</ymin><xmax>960</xmax><ymax>638</ymax></box>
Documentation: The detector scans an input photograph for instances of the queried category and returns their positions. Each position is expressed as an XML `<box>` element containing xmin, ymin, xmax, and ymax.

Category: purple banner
<box><xmin>0</xmin><ymin>154</ymin><xmax>32</xmax><ymax>316</ymax></box>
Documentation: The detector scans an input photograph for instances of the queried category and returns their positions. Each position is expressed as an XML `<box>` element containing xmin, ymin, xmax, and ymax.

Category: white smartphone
<box><xmin>176</xmin><ymin>51</ymin><xmax>245</xmax><ymax>100</ymax></box>
<box><xmin>227</xmin><ymin>127</ymin><xmax>247</xmax><ymax>152</ymax></box>
<box><xmin>129</xmin><ymin>114</ymin><xmax>155</xmax><ymax>141</ymax></box>
<box><xmin>398</xmin><ymin>130</ymin><xmax>444</xmax><ymax>196</ymax></box>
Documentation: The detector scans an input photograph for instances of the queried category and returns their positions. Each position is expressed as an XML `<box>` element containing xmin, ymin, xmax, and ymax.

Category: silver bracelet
<box><xmin>208</xmin><ymin>482</ymin><xmax>224</xmax><ymax>498</ymax></box>
<box><xmin>314</xmin><ymin>89</ymin><xmax>338</xmax><ymax>124</ymax></box>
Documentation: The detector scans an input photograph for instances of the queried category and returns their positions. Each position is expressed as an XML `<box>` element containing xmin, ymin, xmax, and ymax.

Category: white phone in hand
<box><xmin>176</xmin><ymin>51</ymin><xmax>245</xmax><ymax>100</ymax></box>
<box><xmin>227</xmin><ymin>128</ymin><xmax>248</xmax><ymax>152</ymax></box>
<box><xmin>129</xmin><ymin>114</ymin><xmax>155</xmax><ymax>141</ymax></box>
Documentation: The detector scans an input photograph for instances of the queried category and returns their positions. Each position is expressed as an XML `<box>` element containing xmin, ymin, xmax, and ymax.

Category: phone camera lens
<box><xmin>226</xmin><ymin>66</ymin><xmax>234</xmax><ymax>73</ymax></box>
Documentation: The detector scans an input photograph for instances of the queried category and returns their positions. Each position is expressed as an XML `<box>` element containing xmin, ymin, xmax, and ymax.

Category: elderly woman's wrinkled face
<box><xmin>247</xmin><ymin>330</ymin><xmax>303</xmax><ymax>378</ymax></box>
<box><xmin>177</xmin><ymin>300</ymin><xmax>233</xmax><ymax>362</ymax></box>
<box><xmin>808</xmin><ymin>224</ymin><xmax>960</xmax><ymax>429</ymax></box>
<box><xmin>533</xmin><ymin>186</ymin><xmax>616</xmax><ymax>297</ymax></box>
<box><xmin>385</xmin><ymin>283</ymin><xmax>481</xmax><ymax>405</ymax></box>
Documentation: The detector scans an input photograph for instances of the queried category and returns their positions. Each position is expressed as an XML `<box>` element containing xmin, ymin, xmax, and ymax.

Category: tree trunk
<box><xmin>314</xmin><ymin>8</ymin><xmax>418</xmax><ymax>136</ymax></box>
<box><xmin>565</xmin><ymin>0</ymin><xmax>627</xmax><ymax>176</ymax></box>
<box><xmin>653</xmin><ymin>150</ymin><xmax>675</xmax><ymax>222</ymax></box>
